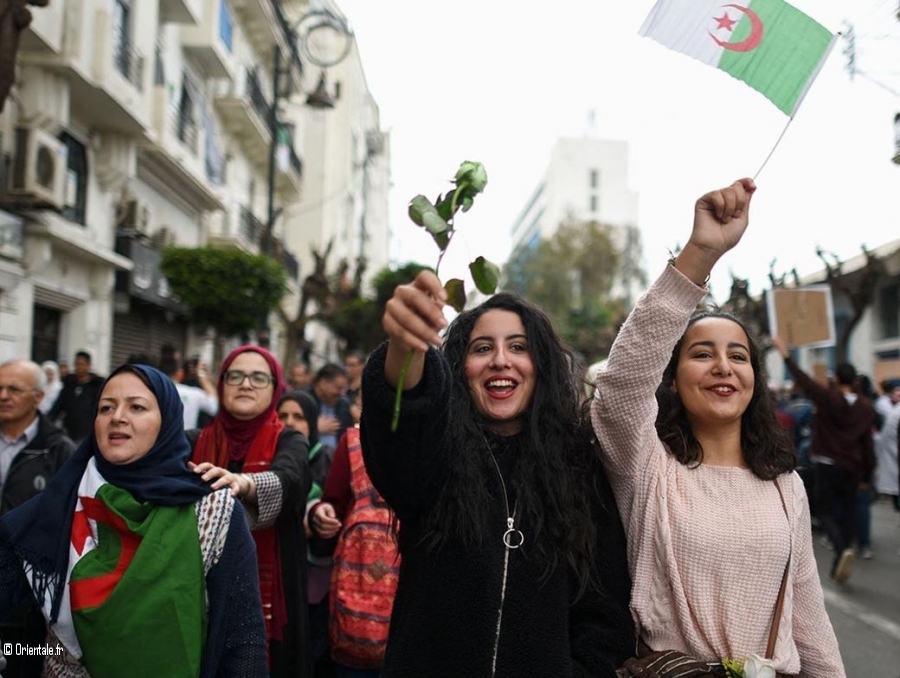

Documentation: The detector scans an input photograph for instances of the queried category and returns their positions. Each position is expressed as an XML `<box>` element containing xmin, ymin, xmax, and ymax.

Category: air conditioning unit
<box><xmin>151</xmin><ymin>226</ymin><xmax>176</xmax><ymax>249</ymax></box>
<box><xmin>4</xmin><ymin>126</ymin><xmax>68</xmax><ymax>209</ymax></box>
<box><xmin>117</xmin><ymin>198</ymin><xmax>152</xmax><ymax>236</ymax></box>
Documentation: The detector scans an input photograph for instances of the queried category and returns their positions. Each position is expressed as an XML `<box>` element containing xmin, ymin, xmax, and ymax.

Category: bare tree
<box><xmin>723</xmin><ymin>275</ymin><xmax>769</xmax><ymax>338</ymax></box>
<box><xmin>278</xmin><ymin>241</ymin><xmax>368</xmax><ymax>368</ymax></box>
<box><xmin>815</xmin><ymin>245</ymin><xmax>886</xmax><ymax>363</ymax></box>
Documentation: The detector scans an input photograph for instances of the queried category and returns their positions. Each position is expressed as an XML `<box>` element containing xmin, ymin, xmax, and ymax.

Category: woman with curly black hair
<box><xmin>593</xmin><ymin>178</ymin><xmax>844</xmax><ymax>677</ymax></box>
<box><xmin>359</xmin><ymin>272</ymin><xmax>634</xmax><ymax>678</ymax></box>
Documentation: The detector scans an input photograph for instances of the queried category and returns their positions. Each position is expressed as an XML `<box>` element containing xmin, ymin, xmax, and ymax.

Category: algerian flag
<box><xmin>640</xmin><ymin>0</ymin><xmax>837</xmax><ymax>116</ymax></box>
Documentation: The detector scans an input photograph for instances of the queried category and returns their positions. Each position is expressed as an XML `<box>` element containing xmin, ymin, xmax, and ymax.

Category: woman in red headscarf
<box><xmin>189</xmin><ymin>345</ymin><xmax>312</xmax><ymax>678</ymax></box>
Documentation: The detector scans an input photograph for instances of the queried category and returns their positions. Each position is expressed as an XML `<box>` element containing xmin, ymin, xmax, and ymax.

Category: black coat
<box><xmin>360</xmin><ymin>345</ymin><xmax>635</xmax><ymax>678</ymax></box>
<box><xmin>0</xmin><ymin>412</ymin><xmax>75</xmax><ymax>516</ymax></box>
<box><xmin>48</xmin><ymin>373</ymin><xmax>105</xmax><ymax>443</ymax></box>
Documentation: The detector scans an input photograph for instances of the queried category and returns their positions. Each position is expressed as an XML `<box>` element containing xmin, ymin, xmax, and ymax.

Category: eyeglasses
<box><xmin>0</xmin><ymin>384</ymin><xmax>33</xmax><ymax>397</ymax></box>
<box><xmin>223</xmin><ymin>370</ymin><xmax>275</xmax><ymax>389</ymax></box>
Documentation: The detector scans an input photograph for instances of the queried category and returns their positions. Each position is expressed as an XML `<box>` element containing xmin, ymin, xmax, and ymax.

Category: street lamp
<box><xmin>263</xmin><ymin>8</ymin><xmax>352</xmax><ymax>256</ymax></box>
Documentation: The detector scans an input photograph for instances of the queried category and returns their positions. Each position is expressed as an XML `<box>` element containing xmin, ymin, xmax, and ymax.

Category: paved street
<box><xmin>814</xmin><ymin>496</ymin><xmax>900</xmax><ymax>677</ymax></box>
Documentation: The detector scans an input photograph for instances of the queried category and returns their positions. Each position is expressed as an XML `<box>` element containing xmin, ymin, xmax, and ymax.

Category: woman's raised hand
<box><xmin>382</xmin><ymin>270</ymin><xmax>448</xmax><ymax>354</ymax></box>
<box><xmin>675</xmin><ymin>178</ymin><xmax>756</xmax><ymax>286</ymax></box>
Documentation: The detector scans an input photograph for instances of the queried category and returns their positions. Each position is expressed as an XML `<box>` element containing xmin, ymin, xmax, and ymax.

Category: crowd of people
<box><xmin>1</xmin><ymin>178</ymin><xmax>898</xmax><ymax>677</ymax></box>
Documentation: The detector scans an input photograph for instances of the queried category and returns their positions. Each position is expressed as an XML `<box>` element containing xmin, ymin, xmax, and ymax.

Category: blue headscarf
<box><xmin>0</xmin><ymin>364</ymin><xmax>210</xmax><ymax>622</ymax></box>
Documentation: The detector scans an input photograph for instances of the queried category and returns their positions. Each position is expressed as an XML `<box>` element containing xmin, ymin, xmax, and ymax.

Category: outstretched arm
<box><xmin>592</xmin><ymin>178</ymin><xmax>757</xmax><ymax>508</ymax></box>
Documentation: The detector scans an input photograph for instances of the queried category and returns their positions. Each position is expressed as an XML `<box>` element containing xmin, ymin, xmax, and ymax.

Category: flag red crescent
<box><xmin>709</xmin><ymin>4</ymin><xmax>764</xmax><ymax>52</ymax></box>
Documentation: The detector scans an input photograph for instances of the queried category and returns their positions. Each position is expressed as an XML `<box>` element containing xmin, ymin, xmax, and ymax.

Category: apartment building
<box><xmin>0</xmin><ymin>0</ymin><xmax>389</xmax><ymax>372</ymax></box>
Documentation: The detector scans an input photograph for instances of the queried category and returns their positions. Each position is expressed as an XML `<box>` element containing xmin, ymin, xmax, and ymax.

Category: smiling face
<box><xmin>222</xmin><ymin>352</ymin><xmax>274</xmax><ymax>421</ymax></box>
<box><xmin>673</xmin><ymin>317</ymin><xmax>755</xmax><ymax>431</ymax></box>
<box><xmin>95</xmin><ymin>372</ymin><xmax>162</xmax><ymax>465</ymax></box>
<box><xmin>277</xmin><ymin>398</ymin><xmax>310</xmax><ymax>437</ymax></box>
<box><xmin>464</xmin><ymin>309</ymin><xmax>536</xmax><ymax>436</ymax></box>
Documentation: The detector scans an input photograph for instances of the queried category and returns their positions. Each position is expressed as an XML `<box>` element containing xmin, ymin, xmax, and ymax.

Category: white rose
<box><xmin>743</xmin><ymin>654</ymin><xmax>777</xmax><ymax>678</ymax></box>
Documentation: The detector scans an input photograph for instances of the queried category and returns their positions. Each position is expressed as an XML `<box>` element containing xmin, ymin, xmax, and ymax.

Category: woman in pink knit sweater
<box><xmin>592</xmin><ymin>178</ymin><xmax>845</xmax><ymax>677</ymax></box>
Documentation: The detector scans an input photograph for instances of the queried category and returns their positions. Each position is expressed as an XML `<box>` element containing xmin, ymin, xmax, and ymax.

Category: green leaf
<box><xmin>469</xmin><ymin>256</ymin><xmax>500</xmax><ymax>294</ymax></box>
<box><xmin>444</xmin><ymin>278</ymin><xmax>466</xmax><ymax>312</ymax></box>
<box><xmin>421</xmin><ymin>210</ymin><xmax>450</xmax><ymax>236</ymax></box>
<box><xmin>431</xmin><ymin>230</ymin><xmax>450</xmax><ymax>252</ymax></box>
<box><xmin>435</xmin><ymin>194</ymin><xmax>455</xmax><ymax>221</ymax></box>
<box><xmin>454</xmin><ymin>161</ymin><xmax>488</xmax><ymax>193</ymax></box>
<box><xmin>460</xmin><ymin>195</ymin><xmax>474</xmax><ymax>213</ymax></box>
<box><xmin>407</xmin><ymin>195</ymin><xmax>432</xmax><ymax>227</ymax></box>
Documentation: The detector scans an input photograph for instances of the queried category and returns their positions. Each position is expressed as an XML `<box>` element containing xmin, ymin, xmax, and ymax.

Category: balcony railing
<box><xmin>238</xmin><ymin>205</ymin><xmax>265</xmax><ymax>246</ymax></box>
<box><xmin>113</xmin><ymin>25</ymin><xmax>145</xmax><ymax>89</ymax></box>
<box><xmin>246</xmin><ymin>71</ymin><xmax>271</xmax><ymax>126</ymax></box>
<box><xmin>174</xmin><ymin>109</ymin><xmax>199</xmax><ymax>154</ymax></box>
<box><xmin>282</xmin><ymin>249</ymin><xmax>299</xmax><ymax>280</ymax></box>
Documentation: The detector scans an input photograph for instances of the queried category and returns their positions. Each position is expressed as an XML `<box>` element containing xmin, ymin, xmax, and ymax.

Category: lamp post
<box><xmin>262</xmin><ymin>8</ymin><xmax>352</xmax><ymax>257</ymax></box>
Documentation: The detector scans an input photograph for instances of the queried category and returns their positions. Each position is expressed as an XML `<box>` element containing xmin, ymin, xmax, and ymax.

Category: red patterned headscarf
<box><xmin>195</xmin><ymin>345</ymin><xmax>285</xmax><ymax>464</ymax></box>
<box><xmin>191</xmin><ymin>345</ymin><xmax>288</xmax><ymax>646</ymax></box>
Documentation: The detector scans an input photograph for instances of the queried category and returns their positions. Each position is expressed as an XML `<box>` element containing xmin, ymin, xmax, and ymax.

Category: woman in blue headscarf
<box><xmin>0</xmin><ymin>364</ymin><xmax>267</xmax><ymax>678</ymax></box>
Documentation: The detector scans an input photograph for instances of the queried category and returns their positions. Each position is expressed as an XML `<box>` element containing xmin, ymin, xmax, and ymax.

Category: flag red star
<box><xmin>714</xmin><ymin>13</ymin><xmax>737</xmax><ymax>31</ymax></box>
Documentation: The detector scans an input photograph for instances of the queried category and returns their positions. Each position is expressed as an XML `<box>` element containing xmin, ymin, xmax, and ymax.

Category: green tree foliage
<box><xmin>504</xmin><ymin>219</ymin><xmax>646</xmax><ymax>363</ymax></box>
<box><xmin>160</xmin><ymin>246</ymin><xmax>287</xmax><ymax>339</ymax></box>
<box><xmin>323</xmin><ymin>262</ymin><xmax>432</xmax><ymax>354</ymax></box>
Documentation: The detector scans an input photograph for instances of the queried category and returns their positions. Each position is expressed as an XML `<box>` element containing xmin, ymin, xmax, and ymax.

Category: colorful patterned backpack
<box><xmin>328</xmin><ymin>427</ymin><xmax>400</xmax><ymax>669</ymax></box>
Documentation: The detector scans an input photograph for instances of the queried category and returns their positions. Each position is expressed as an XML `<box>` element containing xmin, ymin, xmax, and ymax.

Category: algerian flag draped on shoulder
<box><xmin>640</xmin><ymin>0</ymin><xmax>836</xmax><ymax>115</ymax></box>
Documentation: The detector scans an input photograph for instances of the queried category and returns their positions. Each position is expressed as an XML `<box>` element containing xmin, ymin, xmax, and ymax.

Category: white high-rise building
<box><xmin>508</xmin><ymin>137</ymin><xmax>640</xmax><ymax>304</ymax></box>
<box><xmin>510</xmin><ymin>137</ymin><xmax>638</xmax><ymax>253</ymax></box>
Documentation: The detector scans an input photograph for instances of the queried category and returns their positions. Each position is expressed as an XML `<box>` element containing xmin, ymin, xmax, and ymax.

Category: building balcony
<box><xmin>275</xmin><ymin>144</ymin><xmax>302</xmax><ymax>197</ymax></box>
<box><xmin>213</xmin><ymin>69</ymin><xmax>272</xmax><ymax>167</ymax></box>
<box><xmin>20</xmin><ymin>0</ymin><xmax>150</xmax><ymax>134</ymax></box>
<box><xmin>282</xmin><ymin>248</ymin><xmax>299</xmax><ymax>281</ymax></box>
<box><xmin>271</xmin><ymin>236</ymin><xmax>300</xmax><ymax>281</ymax></box>
<box><xmin>20</xmin><ymin>1</ymin><xmax>64</xmax><ymax>54</ymax></box>
<box><xmin>205</xmin><ymin>203</ymin><xmax>265</xmax><ymax>252</ymax></box>
<box><xmin>238</xmin><ymin>205</ymin><xmax>266</xmax><ymax>248</ymax></box>
<box><xmin>138</xmin><ymin>84</ymin><xmax>225</xmax><ymax>213</ymax></box>
<box><xmin>229</xmin><ymin>0</ymin><xmax>289</xmax><ymax>69</ymax></box>
<box><xmin>159</xmin><ymin>0</ymin><xmax>202</xmax><ymax>25</ymax></box>
<box><xmin>182</xmin><ymin>0</ymin><xmax>236</xmax><ymax>80</ymax></box>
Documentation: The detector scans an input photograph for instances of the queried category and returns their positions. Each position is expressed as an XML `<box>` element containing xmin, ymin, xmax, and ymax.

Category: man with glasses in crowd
<box><xmin>0</xmin><ymin>358</ymin><xmax>75</xmax><ymax>677</ymax></box>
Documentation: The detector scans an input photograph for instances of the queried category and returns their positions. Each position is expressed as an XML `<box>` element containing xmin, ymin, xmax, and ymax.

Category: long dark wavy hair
<box><xmin>655</xmin><ymin>310</ymin><xmax>795</xmax><ymax>479</ymax></box>
<box><xmin>425</xmin><ymin>292</ymin><xmax>606</xmax><ymax>595</ymax></box>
